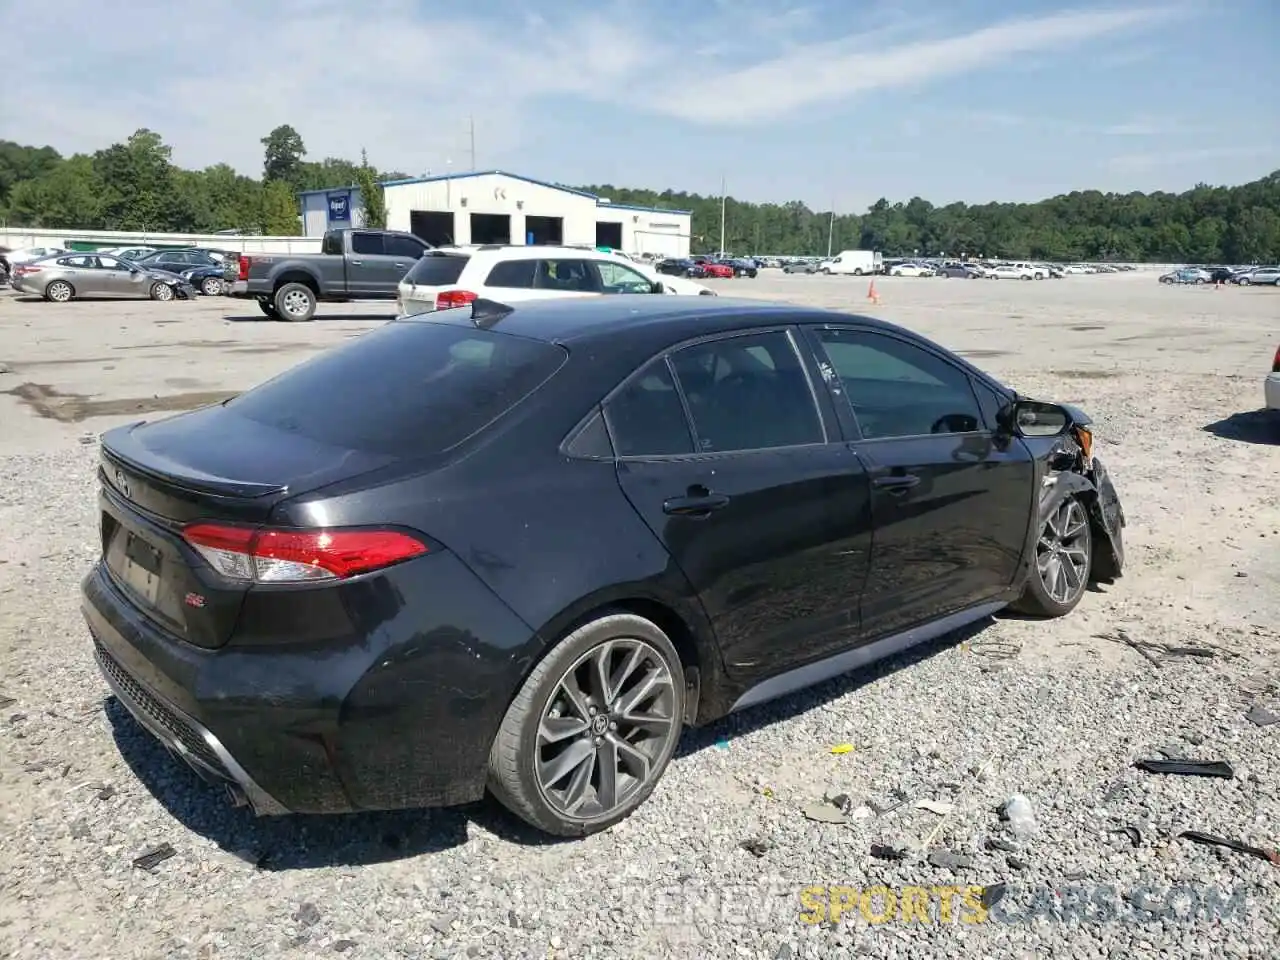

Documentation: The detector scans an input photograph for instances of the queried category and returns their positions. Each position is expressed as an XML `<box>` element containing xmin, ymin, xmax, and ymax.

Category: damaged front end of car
<box><xmin>1035</xmin><ymin>403</ymin><xmax>1125</xmax><ymax>583</ymax></box>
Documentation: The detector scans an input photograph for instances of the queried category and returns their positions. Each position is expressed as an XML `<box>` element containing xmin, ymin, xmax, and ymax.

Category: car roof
<box><xmin>419</xmin><ymin>295</ymin><xmax>899</xmax><ymax>347</ymax></box>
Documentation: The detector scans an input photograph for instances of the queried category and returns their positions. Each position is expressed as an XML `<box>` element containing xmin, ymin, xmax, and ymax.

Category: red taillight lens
<box><xmin>182</xmin><ymin>523</ymin><xmax>428</xmax><ymax>583</ymax></box>
<box><xmin>15</xmin><ymin>265</ymin><xmax>40</xmax><ymax>276</ymax></box>
<box><xmin>1273</xmin><ymin>345</ymin><xmax>1280</xmax><ymax>373</ymax></box>
<box><xmin>435</xmin><ymin>290</ymin><xmax>477</xmax><ymax>310</ymax></box>
<box><xmin>238</xmin><ymin>255</ymin><xmax>251</xmax><ymax>281</ymax></box>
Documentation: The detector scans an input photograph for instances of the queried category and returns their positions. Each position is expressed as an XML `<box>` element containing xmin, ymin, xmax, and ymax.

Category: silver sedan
<box><xmin>9</xmin><ymin>253</ymin><xmax>192</xmax><ymax>302</ymax></box>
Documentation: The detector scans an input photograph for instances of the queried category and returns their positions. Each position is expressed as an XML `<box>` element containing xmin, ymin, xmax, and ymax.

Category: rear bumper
<box><xmin>81</xmin><ymin>550</ymin><xmax>539</xmax><ymax>815</ymax></box>
<box><xmin>1265</xmin><ymin>373</ymin><xmax>1280</xmax><ymax>411</ymax></box>
<box><xmin>228</xmin><ymin>280</ymin><xmax>251</xmax><ymax>298</ymax></box>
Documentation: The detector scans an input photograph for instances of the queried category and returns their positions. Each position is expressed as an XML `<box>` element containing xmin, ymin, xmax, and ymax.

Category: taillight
<box><xmin>1073</xmin><ymin>426</ymin><xmax>1093</xmax><ymax>461</ymax></box>
<box><xmin>238</xmin><ymin>255</ymin><xmax>251</xmax><ymax>281</ymax></box>
<box><xmin>435</xmin><ymin>290</ymin><xmax>477</xmax><ymax>309</ymax></box>
<box><xmin>182</xmin><ymin>523</ymin><xmax>427</xmax><ymax>583</ymax></box>
<box><xmin>15</xmin><ymin>265</ymin><xmax>40</xmax><ymax>276</ymax></box>
<box><xmin>1273</xmin><ymin>345</ymin><xmax>1280</xmax><ymax>373</ymax></box>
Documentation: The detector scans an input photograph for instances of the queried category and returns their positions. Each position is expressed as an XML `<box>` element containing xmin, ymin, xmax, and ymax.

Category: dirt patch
<box><xmin>1069</xmin><ymin>324</ymin><xmax>1106</xmax><ymax>332</ymax></box>
<box><xmin>5</xmin><ymin>382</ymin><xmax>238</xmax><ymax>423</ymax></box>
<box><xmin>1054</xmin><ymin>369</ymin><xmax>1122</xmax><ymax>379</ymax></box>
<box><xmin>225</xmin><ymin>344</ymin><xmax>320</xmax><ymax>355</ymax></box>
<box><xmin>958</xmin><ymin>349</ymin><xmax>1011</xmax><ymax>359</ymax></box>
<box><xmin>111</xmin><ymin>339</ymin><xmax>237</xmax><ymax>351</ymax></box>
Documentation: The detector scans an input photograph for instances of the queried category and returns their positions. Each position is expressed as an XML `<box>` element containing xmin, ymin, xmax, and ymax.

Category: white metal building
<box><xmin>298</xmin><ymin>171</ymin><xmax>692</xmax><ymax>258</ymax></box>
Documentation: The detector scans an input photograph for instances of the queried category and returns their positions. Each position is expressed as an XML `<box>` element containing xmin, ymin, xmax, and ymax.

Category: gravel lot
<box><xmin>1</xmin><ymin>274</ymin><xmax>1277</xmax><ymax>959</ymax></box>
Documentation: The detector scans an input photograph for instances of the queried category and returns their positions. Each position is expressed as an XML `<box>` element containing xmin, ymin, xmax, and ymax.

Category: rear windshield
<box><xmin>226</xmin><ymin>321</ymin><xmax>566</xmax><ymax>455</ymax></box>
<box><xmin>403</xmin><ymin>252</ymin><xmax>469</xmax><ymax>287</ymax></box>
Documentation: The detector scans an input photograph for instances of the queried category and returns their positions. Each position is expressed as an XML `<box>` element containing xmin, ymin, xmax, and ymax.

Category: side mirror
<box><xmin>650</xmin><ymin>280</ymin><xmax>666</xmax><ymax>294</ymax></box>
<box><xmin>1008</xmin><ymin>399</ymin><xmax>1071</xmax><ymax>438</ymax></box>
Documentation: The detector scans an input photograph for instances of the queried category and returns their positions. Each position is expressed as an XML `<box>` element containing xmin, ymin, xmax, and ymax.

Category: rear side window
<box><xmin>604</xmin><ymin>359</ymin><xmax>695</xmax><ymax>457</ymax></box>
<box><xmin>321</xmin><ymin>231</ymin><xmax>344</xmax><ymax>255</ymax></box>
<box><xmin>385</xmin><ymin>235</ymin><xmax>427</xmax><ymax>258</ymax></box>
<box><xmin>226</xmin><ymin>322</ymin><xmax>567</xmax><ymax>455</ymax></box>
<box><xmin>485</xmin><ymin>259</ymin><xmax>537</xmax><ymax>289</ymax></box>
<box><xmin>403</xmin><ymin>253</ymin><xmax>469</xmax><ymax>286</ymax></box>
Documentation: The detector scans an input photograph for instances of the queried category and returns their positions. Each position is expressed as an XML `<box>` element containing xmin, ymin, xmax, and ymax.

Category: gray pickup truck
<box><xmin>228</xmin><ymin>228</ymin><xmax>432</xmax><ymax>321</ymax></box>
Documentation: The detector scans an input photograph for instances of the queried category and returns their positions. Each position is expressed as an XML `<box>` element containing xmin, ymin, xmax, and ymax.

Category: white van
<box><xmin>820</xmin><ymin>249</ymin><xmax>883</xmax><ymax>276</ymax></box>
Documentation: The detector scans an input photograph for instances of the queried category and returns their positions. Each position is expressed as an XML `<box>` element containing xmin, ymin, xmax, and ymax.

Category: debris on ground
<box><xmin>868</xmin><ymin>791</ymin><xmax>909</xmax><ymax>816</ymax></box>
<box><xmin>926</xmin><ymin>849</ymin><xmax>974</xmax><ymax>871</ymax></box>
<box><xmin>0</xmin><ymin>695</ymin><xmax>14</xmax><ymax>710</ymax></box>
<box><xmin>1133</xmin><ymin>758</ymin><xmax>1235</xmax><ymax>778</ymax></box>
<box><xmin>801</xmin><ymin>800</ymin><xmax>849</xmax><ymax>824</ymax></box>
<box><xmin>1245</xmin><ymin>703</ymin><xmax>1278</xmax><ymax>727</ymax></box>
<box><xmin>1095</xmin><ymin>628</ymin><xmax>1163</xmax><ymax>667</ymax></box>
<box><xmin>914</xmin><ymin>799</ymin><xmax>954</xmax><ymax>816</ymax></box>
<box><xmin>96</xmin><ymin>784</ymin><xmax>116</xmax><ymax>801</ymax></box>
<box><xmin>980</xmin><ymin>883</ymin><xmax>1007</xmax><ymax>909</ymax></box>
<box><xmin>740</xmin><ymin>837</ymin><xmax>772</xmax><ymax>858</ymax></box>
<box><xmin>869</xmin><ymin>844</ymin><xmax>906</xmax><ymax>861</ymax></box>
<box><xmin>985</xmin><ymin>836</ymin><xmax>1019</xmax><ymax>853</ymax></box>
<box><xmin>1007</xmin><ymin>856</ymin><xmax>1030</xmax><ymax>871</ymax></box>
<box><xmin>1178</xmin><ymin>831</ymin><xmax>1280</xmax><ymax>865</ymax></box>
<box><xmin>332</xmin><ymin>941</ymin><xmax>356</xmax><ymax>953</ymax></box>
<box><xmin>293</xmin><ymin>902</ymin><xmax>322</xmax><ymax>927</ymax></box>
<box><xmin>829</xmin><ymin>743</ymin><xmax>855</xmax><ymax>755</ymax></box>
<box><xmin>131</xmin><ymin>843</ymin><xmax>177</xmax><ymax>871</ymax></box>
<box><xmin>1111</xmin><ymin>826</ymin><xmax>1143</xmax><ymax>847</ymax></box>
<box><xmin>1000</xmin><ymin>794</ymin><xmax>1038</xmax><ymax>839</ymax></box>
<box><xmin>1162</xmin><ymin>645</ymin><xmax>1217</xmax><ymax>659</ymax></box>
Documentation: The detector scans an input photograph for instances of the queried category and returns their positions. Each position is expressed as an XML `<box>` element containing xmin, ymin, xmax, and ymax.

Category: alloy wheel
<box><xmin>1037</xmin><ymin>499</ymin><xmax>1090</xmax><ymax>604</ymax></box>
<box><xmin>281</xmin><ymin>289</ymin><xmax>310</xmax><ymax>316</ymax></box>
<box><xmin>152</xmin><ymin>283</ymin><xmax>174</xmax><ymax>301</ymax></box>
<box><xmin>47</xmin><ymin>281</ymin><xmax>72</xmax><ymax>302</ymax></box>
<box><xmin>202</xmin><ymin>277</ymin><xmax>223</xmax><ymax>296</ymax></box>
<box><xmin>535</xmin><ymin>638</ymin><xmax>679</xmax><ymax>820</ymax></box>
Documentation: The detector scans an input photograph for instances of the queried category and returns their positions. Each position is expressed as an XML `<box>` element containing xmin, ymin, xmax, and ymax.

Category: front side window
<box><xmin>669</xmin><ymin>331</ymin><xmax>823</xmax><ymax>453</ymax></box>
<box><xmin>814</xmin><ymin>328</ymin><xmax>983</xmax><ymax>439</ymax></box>
<box><xmin>595</xmin><ymin>261</ymin><xmax>655</xmax><ymax>294</ymax></box>
<box><xmin>350</xmin><ymin>232</ymin><xmax>385</xmax><ymax>256</ymax></box>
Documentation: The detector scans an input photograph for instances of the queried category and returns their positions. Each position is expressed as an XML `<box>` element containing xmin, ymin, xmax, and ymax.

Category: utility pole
<box><xmin>719</xmin><ymin>174</ymin><xmax>727</xmax><ymax>256</ymax></box>
<box><xmin>827</xmin><ymin>205</ymin><xmax>835</xmax><ymax>258</ymax></box>
<box><xmin>468</xmin><ymin>116</ymin><xmax>476</xmax><ymax>171</ymax></box>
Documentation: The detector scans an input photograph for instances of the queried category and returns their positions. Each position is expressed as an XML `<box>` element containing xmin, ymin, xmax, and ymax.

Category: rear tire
<box><xmin>45</xmin><ymin>280</ymin><xmax>74</xmax><ymax>302</ymax></box>
<box><xmin>201</xmin><ymin>277</ymin><xmax>224</xmax><ymax>296</ymax></box>
<box><xmin>487</xmin><ymin>612</ymin><xmax>686</xmax><ymax>837</ymax></box>
<box><xmin>1010</xmin><ymin>496</ymin><xmax>1092</xmax><ymax>617</ymax></box>
<box><xmin>274</xmin><ymin>282</ymin><xmax>317</xmax><ymax>322</ymax></box>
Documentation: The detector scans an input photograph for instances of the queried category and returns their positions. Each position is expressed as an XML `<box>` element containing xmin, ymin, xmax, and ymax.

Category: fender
<box><xmin>1038</xmin><ymin>461</ymin><xmax>1125</xmax><ymax>583</ymax></box>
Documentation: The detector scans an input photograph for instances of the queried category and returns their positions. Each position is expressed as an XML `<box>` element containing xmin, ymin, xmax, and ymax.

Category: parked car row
<box><xmin>655</xmin><ymin>255</ymin><xmax>759</xmax><ymax>279</ymax></box>
<box><xmin>4</xmin><ymin>245</ymin><xmax>237</xmax><ymax>302</ymax></box>
<box><xmin>1159</xmin><ymin>265</ymin><xmax>1280</xmax><ymax>286</ymax></box>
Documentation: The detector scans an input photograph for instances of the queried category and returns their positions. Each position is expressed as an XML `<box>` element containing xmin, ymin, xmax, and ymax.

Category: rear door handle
<box><xmin>663</xmin><ymin>493</ymin><xmax>731</xmax><ymax>516</ymax></box>
<box><xmin>350</xmin><ymin>259</ymin><xmax>363</xmax><ymax>265</ymax></box>
<box><xmin>873</xmin><ymin>474</ymin><xmax>920</xmax><ymax>494</ymax></box>
<box><xmin>393</xmin><ymin>262</ymin><xmax>407</xmax><ymax>269</ymax></box>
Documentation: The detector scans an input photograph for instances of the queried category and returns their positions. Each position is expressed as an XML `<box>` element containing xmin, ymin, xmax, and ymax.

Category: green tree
<box><xmin>6</xmin><ymin>154</ymin><xmax>102</xmax><ymax>228</ymax></box>
<box><xmin>259</xmin><ymin>179</ymin><xmax>300</xmax><ymax>235</ymax></box>
<box><xmin>261</xmin><ymin>124</ymin><xmax>306</xmax><ymax>187</ymax></box>
<box><xmin>92</xmin><ymin>129</ymin><xmax>177</xmax><ymax>231</ymax></box>
<box><xmin>354</xmin><ymin>150</ymin><xmax>386</xmax><ymax>229</ymax></box>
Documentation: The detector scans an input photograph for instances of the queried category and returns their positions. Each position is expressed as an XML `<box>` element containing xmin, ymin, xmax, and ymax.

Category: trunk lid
<box><xmin>99</xmin><ymin>406</ymin><xmax>397</xmax><ymax>648</ymax></box>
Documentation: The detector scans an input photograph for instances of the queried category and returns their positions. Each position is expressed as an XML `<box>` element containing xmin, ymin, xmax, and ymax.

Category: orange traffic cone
<box><xmin>866</xmin><ymin>279</ymin><xmax>880</xmax><ymax>305</ymax></box>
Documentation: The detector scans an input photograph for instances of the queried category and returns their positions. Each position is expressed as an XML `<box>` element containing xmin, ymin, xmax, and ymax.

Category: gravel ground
<box><xmin>1</xmin><ymin>275</ymin><xmax>1278</xmax><ymax>959</ymax></box>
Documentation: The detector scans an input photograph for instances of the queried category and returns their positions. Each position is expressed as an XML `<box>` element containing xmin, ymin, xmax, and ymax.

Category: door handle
<box><xmin>663</xmin><ymin>490</ymin><xmax>731</xmax><ymax>517</ymax></box>
<box><xmin>393</xmin><ymin>262</ymin><xmax>407</xmax><ymax>269</ymax></box>
<box><xmin>350</xmin><ymin>259</ymin><xmax>363</xmax><ymax>265</ymax></box>
<box><xmin>873</xmin><ymin>474</ymin><xmax>920</xmax><ymax>494</ymax></box>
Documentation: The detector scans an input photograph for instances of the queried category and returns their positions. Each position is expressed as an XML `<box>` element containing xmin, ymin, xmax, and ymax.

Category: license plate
<box><xmin>121</xmin><ymin>533</ymin><xmax>162</xmax><ymax>605</ymax></box>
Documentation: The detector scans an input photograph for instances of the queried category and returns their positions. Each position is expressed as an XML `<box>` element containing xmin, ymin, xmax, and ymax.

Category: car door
<box><xmin>805</xmin><ymin>325</ymin><xmax>1034</xmax><ymax>640</ymax></box>
<box><xmin>605</xmin><ymin>327</ymin><xmax>872</xmax><ymax>683</ymax></box>
<box><xmin>384</xmin><ymin>234</ymin><xmax>429</xmax><ymax>289</ymax></box>
<box><xmin>93</xmin><ymin>255</ymin><xmax>138</xmax><ymax>296</ymax></box>
<box><xmin>593</xmin><ymin>260</ymin><xmax>660</xmax><ymax>295</ymax></box>
<box><xmin>348</xmin><ymin>231</ymin><xmax>413</xmax><ymax>296</ymax></box>
<box><xmin>53</xmin><ymin>255</ymin><xmax>97</xmax><ymax>292</ymax></box>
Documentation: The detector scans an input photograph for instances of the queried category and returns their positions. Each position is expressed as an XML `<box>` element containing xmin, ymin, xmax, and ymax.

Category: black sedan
<box><xmin>656</xmin><ymin>258</ymin><xmax>706</xmax><ymax>278</ymax></box>
<box><xmin>935</xmin><ymin>262</ymin><xmax>984</xmax><ymax>278</ymax></box>
<box><xmin>83</xmin><ymin>296</ymin><xmax>1125</xmax><ymax>836</ymax></box>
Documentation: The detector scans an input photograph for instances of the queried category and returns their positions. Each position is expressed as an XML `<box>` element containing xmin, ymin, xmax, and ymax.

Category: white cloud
<box><xmin>1106</xmin><ymin>146</ymin><xmax>1279</xmax><ymax>171</ymax></box>
<box><xmin>0</xmin><ymin>0</ymin><xmax>1186</xmax><ymax>179</ymax></box>
<box><xmin>638</xmin><ymin>6</ymin><xmax>1181</xmax><ymax>122</ymax></box>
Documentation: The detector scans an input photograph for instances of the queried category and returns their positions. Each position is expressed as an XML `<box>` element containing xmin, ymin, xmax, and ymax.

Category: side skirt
<box><xmin>727</xmin><ymin>600</ymin><xmax>1007</xmax><ymax>713</ymax></box>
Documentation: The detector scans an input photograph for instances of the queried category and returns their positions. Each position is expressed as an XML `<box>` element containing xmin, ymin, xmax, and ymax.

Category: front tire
<box><xmin>149</xmin><ymin>282</ymin><xmax>174</xmax><ymax>302</ymax></box>
<box><xmin>201</xmin><ymin>276</ymin><xmax>224</xmax><ymax>296</ymax></box>
<box><xmin>487</xmin><ymin>613</ymin><xmax>686</xmax><ymax>837</ymax></box>
<box><xmin>1011</xmin><ymin>496</ymin><xmax>1092</xmax><ymax>617</ymax></box>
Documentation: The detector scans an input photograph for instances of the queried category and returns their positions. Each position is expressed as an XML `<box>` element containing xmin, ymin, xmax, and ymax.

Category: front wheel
<box><xmin>1238</xmin><ymin>278</ymin><xmax>1251</xmax><ymax>285</ymax></box>
<box><xmin>487</xmin><ymin>613</ymin><xmax>686</xmax><ymax>837</ymax></box>
<box><xmin>150</xmin><ymin>282</ymin><xmax>174</xmax><ymax>302</ymax></box>
<box><xmin>201</xmin><ymin>276</ymin><xmax>224</xmax><ymax>296</ymax></box>
<box><xmin>1011</xmin><ymin>496</ymin><xmax>1092</xmax><ymax>617</ymax></box>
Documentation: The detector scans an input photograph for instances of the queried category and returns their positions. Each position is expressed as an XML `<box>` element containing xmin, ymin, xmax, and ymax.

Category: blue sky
<box><xmin>4</xmin><ymin>0</ymin><xmax>1277</xmax><ymax>212</ymax></box>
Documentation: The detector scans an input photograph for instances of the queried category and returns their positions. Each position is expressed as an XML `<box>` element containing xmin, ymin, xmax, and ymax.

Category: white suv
<box><xmin>397</xmin><ymin>246</ymin><xmax>714</xmax><ymax>315</ymax></box>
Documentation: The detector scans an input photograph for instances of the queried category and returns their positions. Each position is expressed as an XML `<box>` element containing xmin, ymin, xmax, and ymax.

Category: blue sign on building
<box><xmin>327</xmin><ymin>191</ymin><xmax>351</xmax><ymax>222</ymax></box>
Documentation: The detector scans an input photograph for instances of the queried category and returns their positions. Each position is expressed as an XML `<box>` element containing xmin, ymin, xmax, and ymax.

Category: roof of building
<box><xmin>297</xmin><ymin>186</ymin><xmax>359</xmax><ymax>198</ymax></box>
<box><xmin>374</xmin><ymin>170</ymin><xmax>693</xmax><ymax>217</ymax></box>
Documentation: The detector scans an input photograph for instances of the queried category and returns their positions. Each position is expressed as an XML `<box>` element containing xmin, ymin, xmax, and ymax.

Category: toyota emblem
<box><xmin>114</xmin><ymin>468</ymin><xmax>130</xmax><ymax>499</ymax></box>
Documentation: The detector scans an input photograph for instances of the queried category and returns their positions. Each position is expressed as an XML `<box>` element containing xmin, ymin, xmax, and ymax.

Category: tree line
<box><xmin>1</xmin><ymin>127</ymin><xmax>1277</xmax><ymax>263</ymax></box>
